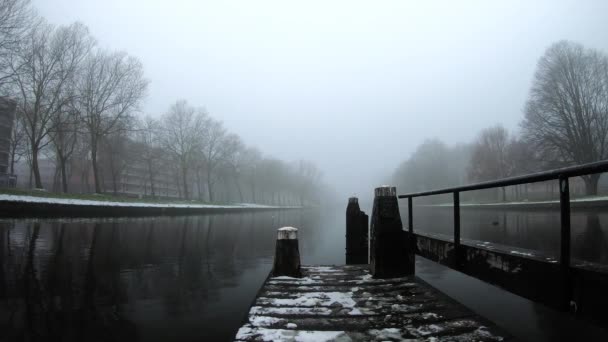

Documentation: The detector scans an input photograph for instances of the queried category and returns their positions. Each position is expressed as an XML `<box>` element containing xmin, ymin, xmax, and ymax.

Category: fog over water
<box><xmin>33</xmin><ymin>0</ymin><xmax>608</xmax><ymax>197</ymax></box>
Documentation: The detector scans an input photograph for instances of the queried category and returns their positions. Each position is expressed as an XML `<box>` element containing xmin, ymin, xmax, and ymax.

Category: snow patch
<box><xmin>510</xmin><ymin>250</ymin><xmax>535</xmax><ymax>257</ymax></box>
<box><xmin>250</xmin><ymin>315</ymin><xmax>284</xmax><ymax>327</ymax></box>
<box><xmin>237</xmin><ymin>327</ymin><xmax>347</xmax><ymax>342</ymax></box>
<box><xmin>416</xmin><ymin>324</ymin><xmax>444</xmax><ymax>336</ymax></box>
<box><xmin>367</xmin><ymin>328</ymin><xmax>403</xmax><ymax>340</ymax></box>
<box><xmin>0</xmin><ymin>194</ymin><xmax>299</xmax><ymax>210</ymax></box>
<box><xmin>259</xmin><ymin>291</ymin><xmax>357</xmax><ymax>308</ymax></box>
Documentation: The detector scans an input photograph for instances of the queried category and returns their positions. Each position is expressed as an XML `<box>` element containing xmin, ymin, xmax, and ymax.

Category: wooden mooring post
<box><xmin>370</xmin><ymin>186</ymin><xmax>414</xmax><ymax>278</ymax></box>
<box><xmin>272</xmin><ymin>227</ymin><xmax>301</xmax><ymax>277</ymax></box>
<box><xmin>345</xmin><ymin>197</ymin><xmax>369</xmax><ymax>264</ymax></box>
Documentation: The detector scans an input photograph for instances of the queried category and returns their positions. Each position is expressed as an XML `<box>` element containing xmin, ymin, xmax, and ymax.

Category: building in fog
<box><xmin>98</xmin><ymin>138</ymin><xmax>180</xmax><ymax>198</ymax></box>
<box><xmin>14</xmin><ymin>159</ymin><xmax>57</xmax><ymax>190</ymax></box>
<box><xmin>0</xmin><ymin>97</ymin><xmax>17</xmax><ymax>187</ymax></box>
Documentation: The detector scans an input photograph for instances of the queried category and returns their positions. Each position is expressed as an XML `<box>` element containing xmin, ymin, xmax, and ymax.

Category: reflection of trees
<box><xmin>0</xmin><ymin>222</ymin><xmax>9</xmax><ymax>300</ymax></box>
<box><xmin>164</xmin><ymin>216</ymin><xmax>214</xmax><ymax>316</ymax></box>
<box><xmin>22</xmin><ymin>222</ymin><xmax>43</xmax><ymax>340</ymax></box>
<box><xmin>1</xmin><ymin>210</ymin><xmax>324</xmax><ymax>341</ymax></box>
<box><xmin>573</xmin><ymin>214</ymin><xmax>608</xmax><ymax>264</ymax></box>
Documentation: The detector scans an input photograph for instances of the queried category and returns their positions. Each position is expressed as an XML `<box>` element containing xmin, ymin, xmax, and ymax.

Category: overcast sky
<box><xmin>33</xmin><ymin>0</ymin><xmax>608</xmax><ymax>199</ymax></box>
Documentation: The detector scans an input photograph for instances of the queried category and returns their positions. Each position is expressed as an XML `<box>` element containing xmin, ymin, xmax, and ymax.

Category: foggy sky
<box><xmin>33</xmin><ymin>0</ymin><xmax>608</xmax><ymax>199</ymax></box>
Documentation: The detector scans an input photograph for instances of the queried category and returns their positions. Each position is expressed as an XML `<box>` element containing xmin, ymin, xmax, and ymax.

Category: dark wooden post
<box><xmin>346</xmin><ymin>197</ymin><xmax>369</xmax><ymax>264</ymax></box>
<box><xmin>370</xmin><ymin>186</ymin><xmax>414</xmax><ymax>278</ymax></box>
<box><xmin>272</xmin><ymin>227</ymin><xmax>301</xmax><ymax>277</ymax></box>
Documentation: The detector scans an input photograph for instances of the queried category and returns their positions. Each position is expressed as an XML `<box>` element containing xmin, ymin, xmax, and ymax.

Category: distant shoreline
<box><xmin>0</xmin><ymin>194</ymin><xmax>302</xmax><ymax>218</ymax></box>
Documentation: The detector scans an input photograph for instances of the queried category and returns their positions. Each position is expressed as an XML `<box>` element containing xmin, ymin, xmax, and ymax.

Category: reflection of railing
<box><xmin>0</xmin><ymin>174</ymin><xmax>17</xmax><ymax>188</ymax></box>
<box><xmin>397</xmin><ymin>159</ymin><xmax>608</xmax><ymax>324</ymax></box>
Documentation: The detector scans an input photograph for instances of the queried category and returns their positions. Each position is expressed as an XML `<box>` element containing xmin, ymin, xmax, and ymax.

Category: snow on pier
<box><xmin>235</xmin><ymin>265</ymin><xmax>510</xmax><ymax>341</ymax></box>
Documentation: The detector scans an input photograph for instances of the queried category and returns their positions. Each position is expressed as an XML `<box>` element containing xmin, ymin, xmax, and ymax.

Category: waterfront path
<box><xmin>235</xmin><ymin>265</ymin><xmax>510</xmax><ymax>341</ymax></box>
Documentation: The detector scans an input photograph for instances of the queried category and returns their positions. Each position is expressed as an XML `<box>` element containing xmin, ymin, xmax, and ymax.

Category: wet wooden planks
<box><xmin>235</xmin><ymin>265</ymin><xmax>511</xmax><ymax>341</ymax></box>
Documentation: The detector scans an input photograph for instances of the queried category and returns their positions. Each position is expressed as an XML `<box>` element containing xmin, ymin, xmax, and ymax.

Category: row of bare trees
<box><xmin>137</xmin><ymin>100</ymin><xmax>324</xmax><ymax>204</ymax></box>
<box><xmin>1</xmin><ymin>0</ymin><xmax>148</xmax><ymax>192</ymax></box>
<box><xmin>2</xmin><ymin>0</ymin><xmax>325</xmax><ymax>205</ymax></box>
<box><xmin>393</xmin><ymin>40</ymin><xmax>608</xmax><ymax>198</ymax></box>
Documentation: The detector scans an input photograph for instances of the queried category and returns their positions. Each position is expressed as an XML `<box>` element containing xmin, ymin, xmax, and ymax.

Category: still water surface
<box><xmin>1</xmin><ymin>206</ymin><xmax>607</xmax><ymax>341</ymax></box>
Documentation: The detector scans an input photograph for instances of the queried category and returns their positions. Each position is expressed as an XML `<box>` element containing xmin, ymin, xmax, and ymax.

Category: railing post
<box><xmin>346</xmin><ymin>197</ymin><xmax>369</xmax><ymax>264</ymax></box>
<box><xmin>273</xmin><ymin>227</ymin><xmax>301</xmax><ymax>277</ymax></box>
<box><xmin>407</xmin><ymin>197</ymin><xmax>413</xmax><ymax>234</ymax></box>
<box><xmin>559</xmin><ymin>176</ymin><xmax>572</xmax><ymax>311</ymax></box>
<box><xmin>453</xmin><ymin>191</ymin><xmax>461</xmax><ymax>269</ymax></box>
<box><xmin>370</xmin><ymin>186</ymin><xmax>414</xmax><ymax>278</ymax></box>
<box><xmin>408</xmin><ymin>197</ymin><xmax>415</xmax><ymax>264</ymax></box>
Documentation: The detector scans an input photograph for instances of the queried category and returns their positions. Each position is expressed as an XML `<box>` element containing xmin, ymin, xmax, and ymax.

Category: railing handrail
<box><xmin>398</xmin><ymin>159</ymin><xmax>608</xmax><ymax>199</ymax></box>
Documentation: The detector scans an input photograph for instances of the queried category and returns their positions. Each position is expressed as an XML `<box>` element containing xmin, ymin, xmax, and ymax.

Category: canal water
<box><xmin>1</xmin><ymin>206</ymin><xmax>607</xmax><ymax>341</ymax></box>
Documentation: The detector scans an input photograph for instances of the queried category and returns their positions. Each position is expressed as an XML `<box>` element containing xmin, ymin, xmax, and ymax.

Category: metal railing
<box><xmin>398</xmin><ymin>159</ymin><xmax>608</xmax><ymax>273</ymax></box>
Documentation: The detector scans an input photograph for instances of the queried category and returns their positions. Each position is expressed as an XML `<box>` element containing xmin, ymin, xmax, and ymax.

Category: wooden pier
<box><xmin>235</xmin><ymin>265</ymin><xmax>510</xmax><ymax>341</ymax></box>
<box><xmin>235</xmin><ymin>168</ymin><xmax>608</xmax><ymax>340</ymax></box>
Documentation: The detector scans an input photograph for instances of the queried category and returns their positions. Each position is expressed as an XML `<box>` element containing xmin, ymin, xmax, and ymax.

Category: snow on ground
<box><xmin>259</xmin><ymin>291</ymin><xmax>358</xmax><ymax>308</ymax></box>
<box><xmin>236</xmin><ymin>326</ymin><xmax>347</xmax><ymax>342</ymax></box>
<box><xmin>0</xmin><ymin>194</ymin><xmax>299</xmax><ymax>209</ymax></box>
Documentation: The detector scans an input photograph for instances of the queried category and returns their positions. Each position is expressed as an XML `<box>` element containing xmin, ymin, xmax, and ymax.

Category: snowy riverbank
<box><xmin>0</xmin><ymin>194</ymin><xmax>301</xmax><ymax>217</ymax></box>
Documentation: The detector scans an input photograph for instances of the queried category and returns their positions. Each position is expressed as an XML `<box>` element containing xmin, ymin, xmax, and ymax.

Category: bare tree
<box><xmin>221</xmin><ymin>133</ymin><xmax>245</xmax><ymax>202</ymax></box>
<box><xmin>100</xmin><ymin>129</ymin><xmax>130</xmax><ymax>195</ymax></box>
<box><xmin>160</xmin><ymin>100</ymin><xmax>206</xmax><ymax>199</ymax></box>
<box><xmin>49</xmin><ymin>103</ymin><xmax>80</xmax><ymax>192</ymax></box>
<box><xmin>296</xmin><ymin>160</ymin><xmax>322</xmax><ymax>206</ymax></box>
<box><xmin>393</xmin><ymin>139</ymin><xmax>456</xmax><ymax>194</ymax></box>
<box><xmin>242</xmin><ymin>147</ymin><xmax>261</xmax><ymax>203</ymax></box>
<box><xmin>0</xmin><ymin>0</ymin><xmax>33</xmax><ymax>88</ymax></box>
<box><xmin>76</xmin><ymin>50</ymin><xmax>148</xmax><ymax>193</ymax></box>
<box><xmin>522</xmin><ymin>40</ymin><xmax>608</xmax><ymax>195</ymax></box>
<box><xmin>134</xmin><ymin>116</ymin><xmax>163</xmax><ymax>197</ymax></box>
<box><xmin>468</xmin><ymin>125</ymin><xmax>511</xmax><ymax>201</ymax></box>
<box><xmin>10</xmin><ymin>21</ymin><xmax>94</xmax><ymax>189</ymax></box>
<box><xmin>8</xmin><ymin>106</ymin><xmax>26</xmax><ymax>174</ymax></box>
<box><xmin>201</xmin><ymin>118</ymin><xmax>226</xmax><ymax>202</ymax></box>
<box><xmin>506</xmin><ymin>137</ymin><xmax>540</xmax><ymax>200</ymax></box>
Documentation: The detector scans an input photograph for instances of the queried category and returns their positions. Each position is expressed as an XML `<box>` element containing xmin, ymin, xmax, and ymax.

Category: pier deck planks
<box><xmin>235</xmin><ymin>265</ymin><xmax>511</xmax><ymax>341</ymax></box>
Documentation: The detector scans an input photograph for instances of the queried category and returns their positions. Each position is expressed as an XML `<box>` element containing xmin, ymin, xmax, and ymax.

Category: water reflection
<box><xmin>2</xmin><ymin>207</ymin><xmax>606</xmax><ymax>341</ymax></box>
<box><xmin>0</xmin><ymin>210</ymin><xmax>323</xmax><ymax>342</ymax></box>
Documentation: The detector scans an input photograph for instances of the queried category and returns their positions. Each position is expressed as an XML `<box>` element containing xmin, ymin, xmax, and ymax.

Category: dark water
<box><xmin>0</xmin><ymin>210</ymin><xmax>344</xmax><ymax>342</ymax></box>
<box><xmin>406</xmin><ymin>205</ymin><xmax>608</xmax><ymax>264</ymax></box>
<box><xmin>0</xmin><ymin>206</ymin><xmax>607</xmax><ymax>341</ymax></box>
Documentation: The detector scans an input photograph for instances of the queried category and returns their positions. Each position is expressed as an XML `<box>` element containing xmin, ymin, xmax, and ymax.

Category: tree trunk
<box><xmin>147</xmin><ymin>160</ymin><xmax>156</xmax><ymax>198</ymax></box>
<box><xmin>207</xmin><ymin>170</ymin><xmax>214</xmax><ymax>203</ymax></box>
<box><xmin>31</xmin><ymin>147</ymin><xmax>43</xmax><ymax>189</ymax></box>
<box><xmin>181</xmin><ymin>163</ymin><xmax>189</xmax><ymax>200</ymax></box>
<box><xmin>52</xmin><ymin>164</ymin><xmax>60</xmax><ymax>192</ymax></box>
<box><xmin>9</xmin><ymin>148</ymin><xmax>16</xmax><ymax>175</ymax></box>
<box><xmin>234</xmin><ymin>176</ymin><xmax>244</xmax><ymax>203</ymax></box>
<box><xmin>583</xmin><ymin>174</ymin><xmax>600</xmax><ymax>196</ymax></box>
<box><xmin>91</xmin><ymin>138</ymin><xmax>102</xmax><ymax>193</ymax></box>
<box><xmin>112</xmin><ymin>171</ymin><xmax>118</xmax><ymax>194</ymax></box>
<box><xmin>196</xmin><ymin>168</ymin><xmax>203</xmax><ymax>200</ymax></box>
<box><xmin>60</xmin><ymin>156</ymin><xmax>68</xmax><ymax>193</ymax></box>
